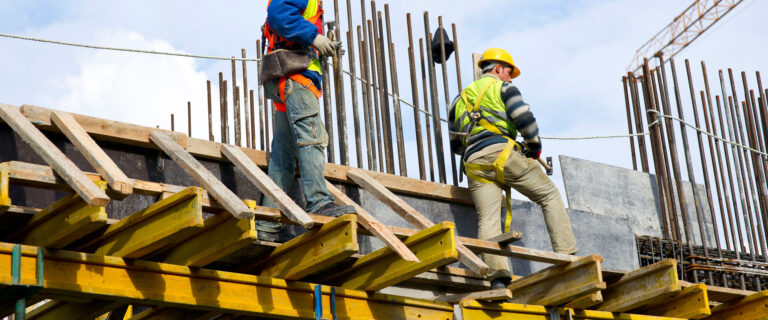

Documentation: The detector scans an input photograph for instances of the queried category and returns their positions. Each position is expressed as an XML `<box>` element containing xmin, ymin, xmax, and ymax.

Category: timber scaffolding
<box><xmin>0</xmin><ymin>103</ymin><xmax>766</xmax><ymax>320</ymax></box>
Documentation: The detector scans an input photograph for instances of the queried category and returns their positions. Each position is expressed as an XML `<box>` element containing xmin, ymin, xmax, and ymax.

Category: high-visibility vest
<box><xmin>452</xmin><ymin>76</ymin><xmax>518</xmax><ymax>147</ymax></box>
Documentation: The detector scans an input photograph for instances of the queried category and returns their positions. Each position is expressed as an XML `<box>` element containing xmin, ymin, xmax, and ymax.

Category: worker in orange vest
<box><xmin>258</xmin><ymin>0</ymin><xmax>355</xmax><ymax>241</ymax></box>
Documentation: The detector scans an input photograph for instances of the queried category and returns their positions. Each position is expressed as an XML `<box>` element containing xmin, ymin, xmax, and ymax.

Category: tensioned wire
<box><xmin>2</xmin><ymin>31</ymin><xmax>766</xmax><ymax>156</ymax></box>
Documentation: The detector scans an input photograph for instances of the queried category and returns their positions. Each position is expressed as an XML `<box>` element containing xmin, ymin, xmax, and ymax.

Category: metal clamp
<box><xmin>0</xmin><ymin>244</ymin><xmax>44</xmax><ymax>320</ymax></box>
<box><xmin>547</xmin><ymin>308</ymin><xmax>573</xmax><ymax>320</ymax></box>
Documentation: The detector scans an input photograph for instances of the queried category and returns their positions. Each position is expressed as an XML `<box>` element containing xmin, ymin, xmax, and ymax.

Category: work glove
<box><xmin>523</xmin><ymin>141</ymin><xmax>542</xmax><ymax>159</ymax></box>
<box><xmin>313</xmin><ymin>34</ymin><xmax>339</xmax><ymax>57</ymax></box>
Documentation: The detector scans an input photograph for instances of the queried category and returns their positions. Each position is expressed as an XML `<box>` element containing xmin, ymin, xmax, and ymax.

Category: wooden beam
<box><xmin>18</xmin><ymin>104</ymin><xmax>472</xmax><ymax>204</ymax></box>
<box><xmin>564</xmin><ymin>291</ymin><xmax>603</xmax><ymax>309</ymax></box>
<box><xmin>10</xmin><ymin>181</ymin><xmax>108</xmax><ymax>249</ymax></box>
<box><xmin>149</xmin><ymin>131</ymin><xmax>253</xmax><ymax>220</ymax></box>
<box><xmin>709</xmin><ymin>290</ymin><xmax>768</xmax><ymax>320</ymax></box>
<box><xmin>161</xmin><ymin>205</ymin><xmax>258</xmax><ymax>267</ymax></box>
<box><xmin>597</xmin><ymin>259</ymin><xmax>681</xmax><ymax>312</ymax></box>
<box><xmin>250</xmin><ymin>214</ymin><xmax>359</xmax><ymax>280</ymax></box>
<box><xmin>458</xmin><ymin>300</ymin><xmax>682</xmax><ymax>320</ymax></box>
<box><xmin>635</xmin><ymin>283</ymin><xmax>711</xmax><ymax>319</ymax></box>
<box><xmin>434</xmin><ymin>288</ymin><xmax>512</xmax><ymax>303</ymax></box>
<box><xmin>0</xmin><ymin>242</ymin><xmax>456</xmax><ymax>320</ymax></box>
<box><xmin>51</xmin><ymin>111</ymin><xmax>134</xmax><ymax>197</ymax></box>
<box><xmin>681</xmin><ymin>280</ymin><xmax>754</xmax><ymax>303</ymax></box>
<box><xmin>0</xmin><ymin>163</ymin><xmax>10</xmax><ymax>214</ymax></box>
<box><xmin>486</xmin><ymin>231</ymin><xmax>523</xmax><ymax>244</ymax></box>
<box><xmin>90</xmin><ymin>187</ymin><xmax>205</xmax><ymax>258</ymax></box>
<box><xmin>220</xmin><ymin>144</ymin><xmax>313</xmax><ymax>228</ymax></box>
<box><xmin>346</xmin><ymin>168</ymin><xmax>489</xmax><ymax>275</ymax></box>
<box><xmin>326</xmin><ymin>181</ymin><xmax>419</xmax><ymax>262</ymax></box>
<box><xmin>506</xmin><ymin>254</ymin><xmax>605</xmax><ymax>306</ymax></box>
<box><xmin>0</xmin><ymin>103</ymin><xmax>109</xmax><ymax>206</ymax></box>
<box><xmin>327</xmin><ymin>222</ymin><xmax>459</xmax><ymax>291</ymax></box>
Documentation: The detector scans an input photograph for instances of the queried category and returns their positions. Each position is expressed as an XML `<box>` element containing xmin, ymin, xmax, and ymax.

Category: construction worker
<box><xmin>448</xmin><ymin>48</ymin><xmax>577</xmax><ymax>288</ymax></box>
<box><xmin>257</xmin><ymin>0</ymin><xmax>355</xmax><ymax>241</ymax></box>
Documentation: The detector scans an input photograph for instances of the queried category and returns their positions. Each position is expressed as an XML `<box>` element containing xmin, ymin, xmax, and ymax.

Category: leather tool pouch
<box><xmin>259</xmin><ymin>49</ymin><xmax>313</xmax><ymax>83</ymax></box>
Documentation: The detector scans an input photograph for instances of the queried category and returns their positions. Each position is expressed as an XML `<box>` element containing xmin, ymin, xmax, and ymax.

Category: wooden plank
<box><xmin>681</xmin><ymin>280</ymin><xmax>754</xmax><ymax>303</ymax></box>
<box><xmin>0</xmin><ymin>163</ymin><xmax>10</xmax><ymax>214</ymax></box>
<box><xmin>434</xmin><ymin>288</ymin><xmax>512</xmax><ymax>303</ymax></box>
<box><xmin>19</xmin><ymin>104</ymin><xmax>472</xmax><ymax>204</ymax></box>
<box><xmin>709</xmin><ymin>290</ymin><xmax>768</xmax><ymax>320</ymax></box>
<box><xmin>346</xmin><ymin>168</ymin><xmax>489</xmax><ymax>275</ymax></box>
<box><xmin>0</xmin><ymin>103</ymin><xmax>109</xmax><ymax>206</ymax></box>
<box><xmin>327</xmin><ymin>222</ymin><xmax>459</xmax><ymax>291</ymax></box>
<box><xmin>486</xmin><ymin>231</ymin><xmax>523</xmax><ymax>244</ymax></box>
<box><xmin>161</xmin><ymin>205</ymin><xmax>258</xmax><ymax>267</ymax></box>
<box><xmin>51</xmin><ymin>110</ymin><xmax>134</xmax><ymax>197</ymax></box>
<box><xmin>149</xmin><ymin>131</ymin><xmax>253</xmax><ymax>220</ymax></box>
<box><xmin>564</xmin><ymin>292</ymin><xmax>603</xmax><ymax>309</ymax></box>
<box><xmin>459</xmin><ymin>300</ymin><xmax>685</xmax><ymax>320</ymax></box>
<box><xmin>506</xmin><ymin>254</ymin><xmax>606</xmax><ymax>306</ymax></box>
<box><xmin>10</xmin><ymin>181</ymin><xmax>108</xmax><ymax>249</ymax></box>
<box><xmin>220</xmin><ymin>144</ymin><xmax>313</xmax><ymax>228</ymax></box>
<box><xmin>636</xmin><ymin>283</ymin><xmax>711</xmax><ymax>319</ymax></box>
<box><xmin>326</xmin><ymin>181</ymin><xmax>419</xmax><ymax>262</ymax></box>
<box><xmin>598</xmin><ymin>259</ymin><xmax>681</xmax><ymax>312</ymax></box>
<box><xmin>251</xmin><ymin>214</ymin><xmax>359</xmax><ymax>280</ymax></box>
<box><xmin>0</xmin><ymin>242</ymin><xmax>456</xmax><ymax>320</ymax></box>
<box><xmin>91</xmin><ymin>187</ymin><xmax>205</xmax><ymax>258</ymax></box>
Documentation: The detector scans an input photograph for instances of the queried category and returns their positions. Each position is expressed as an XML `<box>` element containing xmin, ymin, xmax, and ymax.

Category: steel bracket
<box><xmin>0</xmin><ymin>244</ymin><xmax>44</xmax><ymax>320</ymax></box>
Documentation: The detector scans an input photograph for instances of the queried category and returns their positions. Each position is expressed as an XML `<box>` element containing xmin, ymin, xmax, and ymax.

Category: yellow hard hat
<box><xmin>477</xmin><ymin>48</ymin><xmax>520</xmax><ymax>79</ymax></box>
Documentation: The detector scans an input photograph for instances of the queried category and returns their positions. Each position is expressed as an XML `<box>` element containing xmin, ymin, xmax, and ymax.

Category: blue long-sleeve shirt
<box><xmin>267</xmin><ymin>0</ymin><xmax>323</xmax><ymax>89</ymax></box>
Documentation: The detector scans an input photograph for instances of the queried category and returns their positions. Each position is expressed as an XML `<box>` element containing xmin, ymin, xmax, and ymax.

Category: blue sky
<box><xmin>1</xmin><ymin>0</ymin><xmax>766</xmax><ymax>204</ymax></box>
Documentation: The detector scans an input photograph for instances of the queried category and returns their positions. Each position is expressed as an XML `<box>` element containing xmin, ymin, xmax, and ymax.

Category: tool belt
<box><xmin>259</xmin><ymin>49</ymin><xmax>313</xmax><ymax>84</ymax></box>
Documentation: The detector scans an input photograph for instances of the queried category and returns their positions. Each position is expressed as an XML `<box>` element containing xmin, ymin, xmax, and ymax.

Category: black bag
<box><xmin>259</xmin><ymin>49</ymin><xmax>313</xmax><ymax>84</ymax></box>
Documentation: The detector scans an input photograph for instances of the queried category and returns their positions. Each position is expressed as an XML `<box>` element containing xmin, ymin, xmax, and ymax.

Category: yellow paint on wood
<box><xmin>507</xmin><ymin>254</ymin><xmax>605</xmax><ymax>306</ymax></box>
<box><xmin>709</xmin><ymin>290</ymin><xmax>768</xmax><ymax>320</ymax></box>
<box><xmin>0</xmin><ymin>242</ymin><xmax>454</xmax><ymax>320</ymax></box>
<box><xmin>331</xmin><ymin>222</ymin><xmax>459</xmax><ymax>291</ymax></box>
<box><xmin>257</xmin><ymin>214</ymin><xmax>359</xmax><ymax>280</ymax></box>
<box><xmin>94</xmin><ymin>187</ymin><xmax>204</xmax><ymax>258</ymax></box>
<box><xmin>637</xmin><ymin>283</ymin><xmax>710</xmax><ymax>319</ymax></box>
<box><xmin>460</xmin><ymin>300</ymin><xmax>688</xmax><ymax>320</ymax></box>
<box><xmin>27</xmin><ymin>300</ymin><xmax>123</xmax><ymax>320</ymax></box>
<box><xmin>598</xmin><ymin>259</ymin><xmax>681</xmax><ymax>312</ymax></box>
<box><xmin>565</xmin><ymin>292</ymin><xmax>603</xmax><ymax>309</ymax></box>
<box><xmin>17</xmin><ymin>181</ymin><xmax>108</xmax><ymax>248</ymax></box>
<box><xmin>0</xmin><ymin>163</ymin><xmax>10</xmax><ymax>214</ymax></box>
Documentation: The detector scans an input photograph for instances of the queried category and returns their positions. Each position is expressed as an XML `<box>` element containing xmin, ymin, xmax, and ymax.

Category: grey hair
<box><xmin>480</xmin><ymin>62</ymin><xmax>499</xmax><ymax>74</ymax></box>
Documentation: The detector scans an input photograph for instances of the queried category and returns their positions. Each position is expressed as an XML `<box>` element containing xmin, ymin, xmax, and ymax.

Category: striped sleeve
<box><xmin>501</xmin><ymin>82</ymin><xmax>541</xmax><ymax>146</ymax></box>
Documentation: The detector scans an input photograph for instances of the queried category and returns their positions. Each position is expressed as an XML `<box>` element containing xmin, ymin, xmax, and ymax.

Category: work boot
<box><xmin>490</xmin><ymin>277</ymin><xmax>511</xmax><ymax>290</ymax></box>
<box><xmin>313</xmin><ymin>202</ymin><xmax>356</xmax><ymax>217</ymax></box>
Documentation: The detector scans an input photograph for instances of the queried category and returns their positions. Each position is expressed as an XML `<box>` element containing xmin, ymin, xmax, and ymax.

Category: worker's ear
<box><xmin>494</xmin><ymin>64</ymin><xmax>504</xmax><ymax>75</ymax></box>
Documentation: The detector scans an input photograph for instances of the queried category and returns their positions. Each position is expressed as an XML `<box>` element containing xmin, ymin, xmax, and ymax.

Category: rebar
<box><xmin>424</xmin><ymin>12</ymin><xmax>447</xmax><ymax>184</ymax></box>
<box><xmin>171</xmin><ymin>113</ymin><xmax>175</xmax><ymax>131</ymax></box>
<box><xmin>438</xmin><ymin>16</ymin><xmax>458</xmax><ymax>186</ymax></box>
<box><xmin>346</xmin><ymin>0</ymin><xmax>362</xmax><ymax>168</ymax></box>
<box><xmin>407</xmin><ymin>13</ymin><xmax>426</xmax><ymax>180</ymax></box>
<box><xmin>628</xmin><ymin>72</ymin><xmax>651</xmax><ymax>173</ymax></box>
<box><xmin>232</xmin><ymin>57</ymin><xmax>241</xmax><ymax>146</ymax></box>
<box><xmin>384</xmin><ymin>5</ymin><xmax>406</xmax><ymax>176</ymax></box>
<box><xmin>321</xmin><ymin>38</ymin><xmax>335</xmax><ymax>163</ymax></box>
<box><xmin>420</xmin><ymin>38</ymin><xmax>435</xmax><ymax>182</ymax></box>
<box><xmin>623</xmin><ymin>76</ymin><xmax>638</xmax><ymax>171</ymax></box>
<box><xmin>333</xmin><ymin>0</ymin><xmax>349</xmax><ymax>166</ymax></box>
<box><xmin>207</xmin><ymin>80</ymin><xmax>214</xmax><ymax>141</ymax></box>
<box><xmin>376</xmin><ymin>9</ymin><xmax>395</xmax><ymax>173</ymax></box>
<box><xmin>731</xmin><ymin>98</ymin><xmax>760</xmax><ymax>261</ymax></box>
<box><xmin>357</xmin><ymin>26</ymin><xmax>375</xmax><ymax>170</ymax></box>
<box><xmin>715</xmin><ymin>95</ymin><xmax>745</xmax><ymax>261</ymax></box>
<box><xmin>219</xmin><ymin>72</ymin><xmax>226</xmax><ymax>143</ymax></box>
<box><xmin>746</xmin><ymin>90</ymin><xmax>768</xmax><ymax>263</ymax></box>
<box><xmin>242</xmin><ymin>49</ymin><xmax>251</xmax><ymax>149</ymax></box>
<box><xmin>256</xmin><ymin>40</ymin><xmax>266</xmax><ymax>150</ymax></box>
<box><xmin>187</xmin><ymin>101</ymin><xmax>192</xmax><ymax>137</ymax></box>
<box><xmin>367</xmin><ymin>21</ymin><xmax>384</xmax><ymax>171</ymax></box>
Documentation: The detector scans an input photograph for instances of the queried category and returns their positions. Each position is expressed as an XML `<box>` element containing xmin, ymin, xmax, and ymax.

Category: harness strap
<box><xmin>464</xmin><ymin>138</ymin><xmax>521</xmax><ymax>233</ymax></box>
<box><xmin>275</xmin><ymin>74</ymin><xmax>322</xmax><ymax>112</ymax></box>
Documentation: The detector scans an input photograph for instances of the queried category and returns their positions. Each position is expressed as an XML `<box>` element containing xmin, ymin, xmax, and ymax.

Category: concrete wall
<box><xmin>560</xmin><ymin>155</ymin><xmax>716</xmax><ymax>247</ymax></box>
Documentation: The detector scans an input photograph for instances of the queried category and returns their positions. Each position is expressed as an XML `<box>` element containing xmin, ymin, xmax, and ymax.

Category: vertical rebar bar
<box><xmin>187</xmin><ymin>101</ymin><xmax>192</xmax><ymax>137</ymax></box>
<box><xmin>368</xmin><ymin>21</ymin><xmax>384</xmax><ymax>171</ymax></box>
<box><xmin>746</xmin><ymin>90</ymin><xmax>768</xmax><ymax>262</ymax></box>
<box><xmin>420</xmin><ymin>38</ymin><xmax>435</xmax><ymax>182</ymax></box>
<box><xmin>384</xmin><ymin>5</ymin><xmax>406</xmax><ymax>176</ymax></box>
<box><xmin>698</xmin><ymin>90</ymin><xmax>724</xmax><ymax>253</ymax></box>
<box><xmin>256</xmin><ymin>40</ymin><xmax>266</xmax><ymax>150</ymax></box>
<box><xmin>424</xmin><ymin>12</ymin><xmax>447</xmax><ymax>184</ymax></box>
<box><xmin>346</xmin><ymin>0</ymin><xmax>362</xmax><ymax>168</ymax></box>
<box><xmin>451</xmin><ymin>23</ymin><xmax>463</xmax><ymax>91</ymax></box>
<box><xmin>242</xmin><ymin>49</ymin><xmax>251</xmax><ymax>149</ymax></box>
<box><xmin>623</xmin><ymin>76</ymin><xmax>638</xmax><ymax>171</ymax></box>
<box><xmin>438</xmin><ymin>16</ymin><xmax>458</xmax><ymax>186</ymax></box>
<box><xmin>407</xmin><ymin>13</ymin><xmax>426</xmax><ymax>180</ymax></box>
<box><xmin>651</xmin><ymin>66</ymin><xmax>679</xmax><ymax>241</ymax></box>
<box><xmin>376</xmin><ymin>10</ymin><xmax>395</xmax><ymax>173</ymax></box>
<box><xmin>232</xmin><ymin>58</ymin><xmax>241</xmax><ymax>146</ymax></box>
<box><xmin>370</xmin><ymin>2</ymin><xmax>389</xmax><ymax>171</ymax></box>
<box><xmin>219</xmin><ymin>72</ymin><xmax>226</xmax><ymax>143</ymax></box>
<box><xmin>250</xmin><ymin>90</ymin><xmax>255</xmax><ymax>148</ymax></box>
<box><xmin>207</xmin><ymin>80</ymin><xmax>214</xmax><ymax>141</ymax></box>
<box><xmin>732</xmin><ymin>98</ymin><xmax>760</xmax><ymax>261</ymax></box>
<box><xmin>331</xmin><ymin>0</ymin><xmax>349</xmax><ymax>166</ymax></box>
<box><xmin>321</xmin><ymin>41</ymin><xmax>335</xmax><ymax>163</ymax></box>
<box><xmin>716</xmin><ymin>94</ymin><xmax>745</xmax><ymax>261</ymax></box>
<box><xmin>628</xmin><ymin>72</ymin><xmax>651</xmax><ymax>173</ymax></box>
<box><xmin>357</xmin><ymin>26</ymin><xmax>375</xmax><ymax>170</ymax></box>
<box><xmin>171</xmin><ymin>113</ymin><xmax>175</xmax><ymax>131</ymax></box>
<box><xmin>224</xmin><ymin>80</ymin><xmax>229</xmax><ymax>144</ymax></box>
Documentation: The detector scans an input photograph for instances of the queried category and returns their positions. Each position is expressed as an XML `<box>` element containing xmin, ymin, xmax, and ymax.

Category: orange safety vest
<box><xmin>264</xmin><ymin>0</ymin><xmax>324</xmax><ymax>112</ymax></box>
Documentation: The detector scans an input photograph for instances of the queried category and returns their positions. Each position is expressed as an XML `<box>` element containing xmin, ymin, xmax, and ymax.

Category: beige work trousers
<box><xmin>466</xmin><ymin>143</ymin><xmax>577</xmax><ymax>280</ymax></box>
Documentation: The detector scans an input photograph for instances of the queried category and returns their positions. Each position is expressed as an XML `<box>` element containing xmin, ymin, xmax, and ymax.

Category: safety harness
<box><xmin>459</xmin><ymin>80</ymin><xmax>521</xmax><ymax>233</ymax></box>
<box><xmin>263</xmin><ymin>0</ymin><xmax>324</xmax><ymax>112</ymax></box>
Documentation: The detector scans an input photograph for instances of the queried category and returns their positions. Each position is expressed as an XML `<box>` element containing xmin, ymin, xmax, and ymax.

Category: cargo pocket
<box><xmin>287</xmin><ymin>85</ymin><xmax>327</xmax><ymax>147</ymax></box>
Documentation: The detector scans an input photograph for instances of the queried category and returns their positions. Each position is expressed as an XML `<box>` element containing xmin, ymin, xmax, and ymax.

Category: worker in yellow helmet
<box><xmin>448</xmin><ymin>48</ymin><xmax>577</xmax><ymax>289</ymax></box>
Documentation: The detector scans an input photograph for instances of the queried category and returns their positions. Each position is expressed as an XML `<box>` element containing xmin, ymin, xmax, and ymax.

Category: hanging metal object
<box><xmin>430</xmin><ymin>26</ymin><xmax>454</xmax><ymax>64</ymax></box>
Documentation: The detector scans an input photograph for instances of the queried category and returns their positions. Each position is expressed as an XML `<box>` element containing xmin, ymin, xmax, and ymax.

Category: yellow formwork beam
<box><xmin>27</xmin><ymin>300</ymin><xmax>123</xmax><ymax>320</ymax></box>
<box><xmin>91</xmin><ymin>186</ymin><xmax>205</xmax><ymax>258</ymax></box>
<box><xmin>162</xmin><ymin>200</ymin><xmax>258</xmax><ymax>267</ymax></box>
<box><xmin>0</xmin><ymin>242</ymin><xmax>455</xmax><ymax>320</ymax></box>
<box><xmin>636</xmin><ymin>283</ymin><xmax>710</xmax><ymax>319</ymax></box>
<box><xmin>11</xmin><ymin>181</ymin><xmax>108</xmax><ymax>249</ymax></box>
<box><xmin>708</xmin><ymin>290</ymin><xmax>768</xmax><ymax>320</ymax></box>
<box><xmin>128</xmin><ymin>307</ymin><xmax>208</xmax><ymax>320</ymax></box>
<box><xmin>0</xmin><ymin>163</ymin><xmax>10</xmax><ymax>214</ymax></box>
<box><xmin>598</xmin><ymin>259</ymin><xmax>680</xmax><ymax>312</ymax></box>
<box><xmin>507</xmin><ymin>254</ymin><xmax>606</xmax><ymax>306</ymax></box>
<box><xmin>459</xmin><ymin>300</ymin><xmax>686</xmax><ymax>320</ymax></box>
<box><xmin>254</xmin><ymin>214</ymin><xmax>359</xmax><ymax>280</ymax></box>
<box><xmin>329</xmin><ymin>221</ymin><xmax>459</xmax><ymax>291</ymax></box>
<box><xmin>565</xmin><ymin>292</ymin><xmax>603</xmax><ymax>309</ymax></box>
